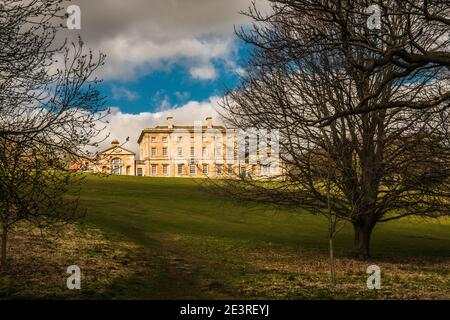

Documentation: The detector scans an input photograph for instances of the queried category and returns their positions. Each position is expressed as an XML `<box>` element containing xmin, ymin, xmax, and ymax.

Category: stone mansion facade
<box><xmin>93</xmin><ymin>117</ymin><xmax>281</xmax><ymax>178</ymax></box>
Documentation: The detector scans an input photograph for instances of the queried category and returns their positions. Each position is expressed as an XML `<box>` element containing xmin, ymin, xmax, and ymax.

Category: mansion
<box><xmin>93</xmin><ymin>117</ymin><xmax>281</xmax><ymax>178</ymax></box>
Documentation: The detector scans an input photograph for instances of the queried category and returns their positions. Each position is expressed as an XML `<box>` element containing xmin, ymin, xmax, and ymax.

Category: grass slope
<box><xmin>75</xmin><ymin>175</ymin><xmax>450</xmax><ymax>299</ymax></box>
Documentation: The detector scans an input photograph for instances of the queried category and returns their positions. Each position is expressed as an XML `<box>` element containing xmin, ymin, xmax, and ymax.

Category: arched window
<box><xmin>111</xmin><ymin>158</ymin><xmax>123</xmax><ymax>175</ymax></box>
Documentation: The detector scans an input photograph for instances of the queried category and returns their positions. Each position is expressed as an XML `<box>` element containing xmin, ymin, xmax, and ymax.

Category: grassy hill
<box><xmin>2</xmin><ymin>174</ymin><xmax>449</xmax><ymax>299</ymax></box>
<box><xmin>81</xmin><ymin>175</ymin><xmax>450</xmax><ymax>257</ymax></box>
<box><xmin>78</xmin><ymin>175</ymin><xmax>449</xmax><ymax>299</ymax></box>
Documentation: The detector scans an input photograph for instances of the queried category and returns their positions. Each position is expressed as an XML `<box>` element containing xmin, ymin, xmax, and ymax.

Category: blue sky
<box><xmin>70</xmin><ymin>0</ymin><xmax>269</xmax><ymax>151</ymax></box>
<box><xmin>100</xmin><ymin>40</ymin><xmax>250</xmax><ymax>114</ymax></box>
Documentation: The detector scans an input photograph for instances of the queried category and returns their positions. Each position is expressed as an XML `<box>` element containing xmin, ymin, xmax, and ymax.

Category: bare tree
<box><xmin>0</xmin><ymin>137</ymin><xmax>83</xmax><ymax>269</ymax></box>
<box><xmin>0</xmin><ymin>0</ymin><xmax>106</xmax><ymax>268</ymax></box>
<box><xmin>237</xmin><ymin>0</ymin><xmax>449</xmax><ymax>126</ymax></box>
<box><xmin>219</xmin><ymin>0</ymin><xmax>450</xmax><ymax>259</ymax></box>
<box><xmin>0</xmin><ymin>0</ymin><xmax>107</xmax><ymax>155</ymax></box>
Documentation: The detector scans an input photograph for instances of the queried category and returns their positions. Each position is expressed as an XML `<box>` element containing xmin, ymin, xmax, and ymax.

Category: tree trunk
<box><xmin>327</xmin><ymin>201</ymin><xmax>337</xmax><ymax>285</ymax></box>
<box><xmin>353</xmin><ymin>221</ymin><xmax>375</xmax><ymax>259</ymax></box>
<box><xmin>329</xmin><ymin>237</ymin><xmax>336</xmax><ymax>285</ymax></box>
<box><xmin>1</xmin><ymin>225</ymin><xmax>7</xmax><ymax>270</ymax></box>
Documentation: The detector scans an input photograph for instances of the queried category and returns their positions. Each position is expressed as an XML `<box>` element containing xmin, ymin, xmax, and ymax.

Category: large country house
<box><xmin>92</xmin><ymin>117</ymin><xmax>281</xmax><ymax>178</ymax></box>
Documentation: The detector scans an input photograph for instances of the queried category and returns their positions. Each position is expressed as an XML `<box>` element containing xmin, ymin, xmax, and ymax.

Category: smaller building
<box><xmin>69</xmin><ymin>159</ymin><xmax>93</xmax><ymax>172</ymax></box>
<box><xmin>93</xmin><ymin>140</ymin><xmax>137</xmax><ymax>176</ymax></box>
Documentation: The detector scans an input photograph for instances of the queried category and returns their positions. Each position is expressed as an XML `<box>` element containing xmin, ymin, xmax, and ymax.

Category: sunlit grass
<box><xmin>1</xmin><ymin>174</ymin><xmax>448</xmax><ymax>299</ymax></box>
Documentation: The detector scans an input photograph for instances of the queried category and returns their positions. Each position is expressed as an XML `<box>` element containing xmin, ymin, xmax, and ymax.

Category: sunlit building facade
<box><xmin>94</xmin><ymin>117</ymin><xmax>281</xmax><ymax>178</ymax></box>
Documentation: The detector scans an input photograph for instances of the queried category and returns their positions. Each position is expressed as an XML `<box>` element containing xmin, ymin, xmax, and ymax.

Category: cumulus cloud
<box><xmin>98</xmin><ymin>36</ymin><xmax>232</xmax><ymax>81</ymax></box>
<box><xmin>59</xmin><ymin>1</ymin><xmax>272</xmax><ymax>155</ymax></box>
<box><xmin>189</xmin><ymin>64</ymin><xmax>218</xmax><ymax>80</ymax></box>
<box><xmin>65</xmin><ymin>0</ymin><xmax>270</xmax><ymax>82</ymax></box>
<box><xmin>99</xmin><ymin>97</ymin><xmax>223</xmax><ymax>156</ymax></box>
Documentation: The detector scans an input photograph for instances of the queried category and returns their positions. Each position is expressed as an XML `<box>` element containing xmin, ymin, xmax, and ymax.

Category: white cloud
<box><xmin>111</xmin><ymin>86</ymin><xmax>139</xmax><ymax>101</ymax></box>
<box><xmin>174</xmin><ymin>91</ymin><xmax>190</xmax><ymax>101</ymax></box>
<box><xmin>66</xmin><ymin>0</ymin><xmax>271</xmax><ymax>81</ymax></box>
<box><xmin>189</xmin><ymin>64</ymin><xmax>218</xmax><ymax>80</ymax></box>
<box><xmin>234</xmin><ymin>67</ymin><xmax>247</xmax><ymax>77</ymax></box>
<box><xmin>99</xmin><ymin>97</ymin><xmax>223</xmax><ymax>156</ymax></box>
<box><xmin>150</xmin><ymin>90</ymin><xmax>173</xmax><ymax>112</ymax></box>
<box><xmin>99</xmin><ymin>36</ymin><xmax>231</xmax><ymax>81</ymax></box>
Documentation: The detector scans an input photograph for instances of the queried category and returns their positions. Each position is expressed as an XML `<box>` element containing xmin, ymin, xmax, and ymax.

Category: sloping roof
<box><xmin>68</xmin><ymin>159</ymin><xmax>93</xmax><ymax>171</ymax></box>
<box><xmin>99</xmin><ymin>145</ymin><xmax>136</xmax><ymax>155</ymax></box>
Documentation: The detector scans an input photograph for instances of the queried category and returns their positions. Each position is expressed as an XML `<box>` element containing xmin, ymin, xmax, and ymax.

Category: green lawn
<box><xmin>72</xmin><ymin>175</ymin><xmax>450</xmax><ymax>299</ymax></box>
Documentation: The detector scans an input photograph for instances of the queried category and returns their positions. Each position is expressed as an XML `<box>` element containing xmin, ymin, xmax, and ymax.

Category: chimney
<box><xmin>167</xmin><ymin>116</ymin><xmax>174</xmax><ymax>129</ymax></box>
<box><xmin>111</xmin><ymin>140</ymin><xmax>120</xmax><ymax>147</ymax></box>
<box><xmin>206</xmin><ymin>117</ymin><xmax>213</xmax><ymax>129</ymax></box>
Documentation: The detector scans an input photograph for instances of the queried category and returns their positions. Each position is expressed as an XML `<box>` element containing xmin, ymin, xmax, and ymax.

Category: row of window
<box><xmin>150</xmin><ymin>136</ymin><xmax>218</xmax><ymax>143</ymax></box>
<box><xmin>147</xmin><ymin>146</ymin><xmax>272</xmax><ymax>159</ymax></box>
<box><xmin>150</xmin><ymin>164</ymin><xmax>232</xmax><ymax>176</ymax></box>
<box><xmin>111</xmin><ymin>163</ymin><xmax>272</xmax><ymax>177</ymax></box>
<box><xmin>149</xmin><ymin>147</ymin><xmax>234</xmax><ymax>158</ymax></box>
